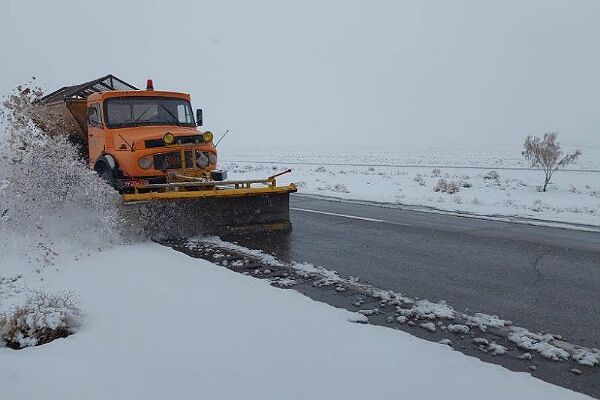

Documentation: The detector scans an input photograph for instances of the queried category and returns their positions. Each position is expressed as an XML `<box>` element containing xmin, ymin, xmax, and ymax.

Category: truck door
<box><xmin>87</xmin><ymin>103</ymin><xmax>103</xmax><ymax>167</ymax></box>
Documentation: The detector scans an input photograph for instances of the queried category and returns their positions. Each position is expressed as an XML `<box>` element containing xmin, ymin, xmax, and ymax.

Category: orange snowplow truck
<box><xmin>37</xmin><ymin>75</ymin><xmax>296</xmax><ymax>233</ymax></box>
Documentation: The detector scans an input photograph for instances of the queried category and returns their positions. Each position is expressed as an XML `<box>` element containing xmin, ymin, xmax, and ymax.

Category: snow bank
<box><xmin>0</xmin><ymin>244</ymin><xmax>592</xmax><ymax>400</ymax></box>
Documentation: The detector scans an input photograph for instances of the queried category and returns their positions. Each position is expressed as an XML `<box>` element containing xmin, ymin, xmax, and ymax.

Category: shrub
<box><xmin>522</xmin><ymin>133</ymin><xmax>581</xmax><ymax>192</ymax></box>
<box><xmin>0</xmin><ymin>291</ymin><xmax>83</xmax><ymax>349</ymax></box>
<box><xmin>434</xmin><ymin>178</ymin><xmax>447</xmax><ymax>192</ymax></box>
<box><xmin>332</xmin><ymin>183</ymin><xmax>349</xmax><ymax>193</ymax></box>
<box><xmin>446</xmin><ymin>181</ymin><xmax>460</xmax><ymax>194</ymax></box>
<box><xmin>413</xmin><ymin>175</ymin><xmax>426</xmax><ymax>186</ymax></box>
<box><xmin>434</xmin><ymin>178</ymin><xmax>460</xmax><ymax>194</ymax></box>
<box><xmin>568</xmin><ymin>185</ymin><xmax>578</xmax><ymax>193</ymax></box>
<box><xmin>484</xmin><ymin>170</ymin><xmax>500</xmax><ymax>181</ymax></box>
<box><xmin>431</xmin><ymin>168</ymin><xmax>441</xmax><ymax>177</ymax></box>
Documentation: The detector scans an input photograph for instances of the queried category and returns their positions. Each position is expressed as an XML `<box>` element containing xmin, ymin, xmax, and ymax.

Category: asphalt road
<box><xmin>229</xmin><ymin>194</ymin><xmax>600</xmax><ymax>350</ymax></box>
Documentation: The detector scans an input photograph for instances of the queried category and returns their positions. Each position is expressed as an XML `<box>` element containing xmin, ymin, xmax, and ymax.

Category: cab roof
<box><xmin>88</xmin><ymin>90</ymin><xmax>190</xmax><ymax>102</ymax></box>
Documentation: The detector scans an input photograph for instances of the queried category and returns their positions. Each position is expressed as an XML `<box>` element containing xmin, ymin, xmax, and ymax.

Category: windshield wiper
<box><xmin>134</xmin><ymin>107</ymin><xmax>151</xmax><ymax>122</ymax></box>
<box><xmin>159</xmin><ymin>105</ymin><xmax>181</xmax><ymax>126</ymax></box>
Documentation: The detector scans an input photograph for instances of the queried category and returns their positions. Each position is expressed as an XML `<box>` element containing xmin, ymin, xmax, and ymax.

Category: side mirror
<box><xmin>196</xmin><ymin>109</ymin><xmax>203</xmax><ymax>126</ymax></box>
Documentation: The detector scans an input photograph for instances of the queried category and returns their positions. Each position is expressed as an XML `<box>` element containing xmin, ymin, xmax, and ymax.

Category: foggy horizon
<box><xmin>2</xmin><ymin>0</ymin><xmax>599</xmax><ymax>148</ymax></box>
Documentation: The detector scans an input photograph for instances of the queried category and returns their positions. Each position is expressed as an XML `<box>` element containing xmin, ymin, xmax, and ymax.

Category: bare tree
<box><xmin>522</xmin><ymin>133</ymin><xmax>581</xmax><ymax>192</ymax></box>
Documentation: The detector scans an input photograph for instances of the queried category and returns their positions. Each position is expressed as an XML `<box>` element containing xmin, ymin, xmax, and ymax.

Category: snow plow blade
<box><xmin>121</xmin><ymin>175</ymin><xmax>297</xmax><ymax>237</ymax></box>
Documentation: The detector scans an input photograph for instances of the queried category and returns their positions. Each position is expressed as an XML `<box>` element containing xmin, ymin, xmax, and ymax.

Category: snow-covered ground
<box><xmin>0</xmin><ymin>242</ymin><xmax>593</xmax><ymax>400</ymax></box>
<box><xmin>221</xmin><ymin>143</ymin><xmax>600</xmax><ymax>227</ymax></box>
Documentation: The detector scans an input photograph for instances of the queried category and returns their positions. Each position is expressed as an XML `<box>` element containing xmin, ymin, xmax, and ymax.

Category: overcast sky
<box><xmin>1</xmin><ymin>0</ymin><xmax>599</xmax><ymax>148</ymax></box>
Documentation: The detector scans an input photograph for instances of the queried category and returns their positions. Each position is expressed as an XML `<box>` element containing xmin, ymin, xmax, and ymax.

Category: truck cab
<box><xmin>87</xmin><ymin>84</ymin><xmax>219</xmax><ymax>189</ymax></box>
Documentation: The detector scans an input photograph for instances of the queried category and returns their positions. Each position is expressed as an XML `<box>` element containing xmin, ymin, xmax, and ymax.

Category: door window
<box><xmin>88</xmin><ymin>104</ymin><xmax>101</xmax><ymax>127</ymax></box>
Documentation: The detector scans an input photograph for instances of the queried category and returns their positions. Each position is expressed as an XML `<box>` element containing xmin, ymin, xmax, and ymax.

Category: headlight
<box><xmin>196</xmin><ymin>152</ymin><xmax>209</xmax><ymax>168</ymax></box>
<box><xmin>208</xmin><ymin>153</ymin><xmax>217</xmax><ymax>164</ymax></box>
<box><xmin>163</xmin><ymin>132</ymin><xmax>175</xmax><ymax>145</ymax></box>
<box><xmin>202</xmin><ymin>131</ymin><xmax>213</xmax><ymax>142</ymax></box>
<box><xmin>138</xmin><ymin>156</ymin><xmax>152</xmax><ymax>169</ymax></box>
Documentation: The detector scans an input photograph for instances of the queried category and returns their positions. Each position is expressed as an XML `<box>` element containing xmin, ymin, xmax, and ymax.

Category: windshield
<box><xmin>104</xmin><ymin>97</ymin><xmax>195</xmax><ymax>128</ymax></box>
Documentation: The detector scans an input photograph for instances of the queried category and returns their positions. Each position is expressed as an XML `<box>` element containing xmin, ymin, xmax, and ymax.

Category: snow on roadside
<box><xmin>221</xmin><ymin>152</ymin><xmax>600</xmax><ymax>227</ymax></box>
<box><xmin>186</xmin><ymin>237</ymin><xmax>600</xmax><ymax>367</ymax></box>
<box><xmin>0</xmin><ymin>243</ymin><xmax>593</xmax><ymax>400</ymax></box>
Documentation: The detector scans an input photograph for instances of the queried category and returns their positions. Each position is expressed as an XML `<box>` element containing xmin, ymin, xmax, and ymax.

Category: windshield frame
<box><xmin>103</xmin><ymin>96</ymin><xmax>196</xmax><ymax>129</ymax></box>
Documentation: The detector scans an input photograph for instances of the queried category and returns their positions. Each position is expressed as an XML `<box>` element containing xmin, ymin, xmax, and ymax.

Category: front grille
<box><xmin>154</xmin><ymin>151</ymin><xmax>192</xmax><ymax>171</ymax></box>
<box><xmin>145</xmin><ymin>134</ymin><xmax>205</xmax><ymax>149</ymax></box>
<box><xmin>153</xmin><ymin>151</ymin><xmax>198</xmax><ymax>171</ymax></box>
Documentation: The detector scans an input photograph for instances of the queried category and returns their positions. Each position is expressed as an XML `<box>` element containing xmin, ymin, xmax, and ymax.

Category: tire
<box><xmin>97</xmin><ymin>163</ymin><xmax>117</xmax><ymax>189</ymax></box>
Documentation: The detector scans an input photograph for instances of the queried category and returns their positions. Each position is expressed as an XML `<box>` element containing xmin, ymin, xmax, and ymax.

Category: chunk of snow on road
<box><xmin>519</xmin><ymin>353</ymin><xmax>533</xmax><ymax>360</ymax></box>
<box><xmin>465</xmin><ymin>313</ymin><xmax>507</xmax><ymax>332</ymax></box>
<box><xmin>474</xmin><ymin>338</ymin><xmax>490</xmax><ymax>346</ymax></box>
<box><xmin>447</xmin><ymin>324</ymin><xmax>470</xmax><ymax>334</ymax></box>
<box><xmin>571</xmin><ymin>349</ymin><xmax>600</xmax><ymax>367</ymax></box>
<box><xmin>488</xmin><ymin>342</ymin><xmax>508</xmax><ymax>356</ymax></box>
<box><xmin>293</xmin><ymin>262</ymin><xmax>341</xmax><ymax>283</ymax></box>
<box><xmin>420</xmin><ymin>322</ymin><xmax>437</xmax><ymax>332</ymax></box>
<box><xmin>570</xmin><ymin>368</ymin><xmax>583</xmax><ymax>375</ymax></box>
<box><xmin>398</xmin><ymin>299</ymin><xmax>455</xmax><ymax>320</ymax></box>
<box><xmin>508</xmin><ymin>328</ymin><xmax>569</xmax><ymax>361</ymax></box>
<box><xmin>271</xmin><ymin>277</ymin><xmax>297</xmax><ymax>288</ymax></box>
<box><xmin>191</xmin><ymin>236</ymin><xmax>285</xmax><ymax>268</ymax></box>
<box><xmin>438</xmin><ymin>338</ymin><xmax>453</xmax><ymax>346</ymax></box>
<box><xmin>358</xmin><ymin>309</ymin><xmax>379</xmax><ymax>316</ymax></box>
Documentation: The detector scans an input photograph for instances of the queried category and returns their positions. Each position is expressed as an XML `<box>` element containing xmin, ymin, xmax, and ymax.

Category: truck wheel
<box><xmin>97</xmin><ymin>164</ymin><xmax>117</xmax><ymax>189</ymax></box>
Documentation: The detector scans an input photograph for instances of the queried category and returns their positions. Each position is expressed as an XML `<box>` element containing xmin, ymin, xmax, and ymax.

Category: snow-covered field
<box><xmin>0</xmin><ymin>241</ymin><xmax>593</xmax><ymax>400</ymax></box>
<box><xmin>221</xmin><ymin>143</ymin><xmax>600</xmax><ymax>227</ymax></box>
